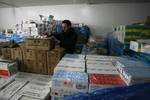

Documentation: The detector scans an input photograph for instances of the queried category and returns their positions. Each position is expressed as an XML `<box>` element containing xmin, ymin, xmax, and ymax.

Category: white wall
<box><xmin>0</xmin><ymin>3</ymin><xmax>150</xmax><ymax>36</ymax></box>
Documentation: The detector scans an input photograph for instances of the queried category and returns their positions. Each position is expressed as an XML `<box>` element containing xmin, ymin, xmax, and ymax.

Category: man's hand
<box><xmin>51</xmin><ymin>36</ymin><xmax>60</xmax><ymax>44</ymax></box>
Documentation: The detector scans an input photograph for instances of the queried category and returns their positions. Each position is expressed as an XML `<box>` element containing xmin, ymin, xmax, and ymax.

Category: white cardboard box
<box><xmin>63</xmin><ymin>54</ymin><xmax>85</xmax><ymax>60</ymax></box>
<box><xmin>54</xmin><ymin>67</ymin><xmax>85</xmax><ymax>73</ymax></box>
<box><xmin>86</xmin><ymin>55</ymin><xmax>117</xmax><ymax>61</ymax></box>
<box><xmin>0</xmin><ymin>80</ymin><xmax>27</xmax><ymax>100</ymax></box>
<box><xmin>0</xmin><ymin>77</ymin><xmax>14</xmax><ymax>90</ymax></box>
<box><xmin>19</xmin><ymin>83</ymin><xmax>50</xmax><ymax>100</ymax></box>
<box><xmin>130</xmin><ymin>40</ymin><xmax>150</xmax><ymax>54</ymax></box>
<box><xmin>0</xmin><ymin>61</ymin><xmax>18</xmax><ymax>77</ymax></box>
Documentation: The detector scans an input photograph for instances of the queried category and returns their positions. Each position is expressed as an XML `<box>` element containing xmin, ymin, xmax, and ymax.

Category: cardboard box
<box><xmin>11</xmin><ymin>47</ymin><xmax>24</xmax><ymax>71</ymax></box>
<box><xmin>120</xmin><ymin>68</ymin><xmax>150</xmax><ymax>85</ymax></box>
<box><xmin>0</xmin><ymin>80</ymin><xmax>27</xmax><ymax>100</ymax></box>
<box><xmin>10</xmin><ymin>94</ymin><xmax>42</xmax><ymax>100</ymax></box>
<box><xmin>1</xmin><ymin>48</ymin><xmax>12</xmax><ymax>60</ymax></box>
<box><xmin>0</xmin><ymin>77</ymin><xmax>14</xmax><ymax>90</ymax></box>
<box><xmin>36</xmin><ymin>50</ymin><xmax>47</xmax><ymax>62</ymax></box>
<box><xmin>25</xmin><ymin>38</ymin><xmax>55</xmax><ymax>50</ymax></box>
<box><xmin>47</xmin><ymin>48</ymin><xmax>65</xmax><ymax>75</ymax></box>
<box><xmin>53</xmin><ymin>48</ymin><xmax>66</xmax><ymax>60</ymax></box>
<box><xmin>87</xmin><ymin>61</ymin><xmax>119</xmax><ymax>75</ymax></box>
<box><xmin>30</xmin><ymin>74</ymin><xmax>52</xmax><ymax>86</ymax></box>
<box><xmin>52</xmin><ymin>70</ymin><xmax>88</xmax><ymax>92</ymax></box>
<box><xmin>11</xmin><ymin>47</ymin><xmax>23</xmax><ymax>61</ymax></box>
<box><xmin>115</xmin><ymin>58</ymin><xmax>150</xmax><ymax>85</ymax></box>
<box><xmin>36</xmin><ymin>61</ymin><xmax>47</xmax><ymax>74</ymax></box>
<box><xmin>0</xmin><ymin>60</ymin><xmax>18</xmax><ymax>77</ymax></box>
<box><xmin>19</xmin><ymin>83</ymin><xmax>50</xmax><ymax>100</ymax></box>
<box><xmin>130</xmin><ymin>40</ymin><xmax>150</xmax><ymax>54</ymax></box>
<box><xmin>54</xmin><ymin>66</ymin><xmax>85</xmax><ymax>73</ymax></box>
<box><xmin>89</xmin><ymin>74</ymin><xmax>126</xmax><ymax>92</ymax></box>
<box><xmin>86</xmin><ymin>60</ymin><xmax>113</xmax><ymax>66</ymax></box>
<box><xmin>23</xmin><ymin>49</ymin><xmax>36</xmax><ymax>61</ymax></box>
<box><xmin>20</xmin><ymin>96</ymin><xmax>42</xmax><ymax>100</ymax></box>
<box><xmin>51</xmin><ymin>87</ymin><xmax>83</xmax><ymax>98</ymax></box>
<box><xmin>86</xmin><ymin>55</ymin><xmax>117</xmax><ymax>61</ymax></box>
<box><xmin>14</xmin><ymin>72</ymin><xmax>36</xmax><ymax>81</ymax></box>
<box><xmin>23</xmin><ymin>60</ymin><xmax>37</xmax><ymax>73</ymax></box>
<box><xmin>63</xmin><ymin>54</ymin><xmax>85</xmax><ymax>60</ymax></box>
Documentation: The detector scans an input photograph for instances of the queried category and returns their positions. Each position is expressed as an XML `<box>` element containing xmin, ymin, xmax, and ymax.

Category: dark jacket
<box><xmin>54</xmin><ymin>28</ymin><xmax>77</xmax><ymax>53</ymax></box>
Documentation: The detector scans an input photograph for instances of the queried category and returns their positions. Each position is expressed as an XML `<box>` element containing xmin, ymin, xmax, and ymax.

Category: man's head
<box><xmin>62</xmin><ymin>20</ymin><xmax>72</xmax><ymax>32</ymax></box>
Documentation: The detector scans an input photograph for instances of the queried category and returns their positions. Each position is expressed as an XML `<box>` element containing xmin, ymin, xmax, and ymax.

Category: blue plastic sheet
<box><xmin>64</xmin><ymin>82</ymin><xmax>150</xmax><ymax>100</ymax></box>
<box><xmin>0</xmin><ymin>34</ymin><xmax>28</xmax><ymax>43</ymax></box>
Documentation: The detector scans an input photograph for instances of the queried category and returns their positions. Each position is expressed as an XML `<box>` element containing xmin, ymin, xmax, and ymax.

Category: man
<box><xmin>53</xmin><ymin>20</ymin><xmax>77</xmax><ymax>53</ymax></box>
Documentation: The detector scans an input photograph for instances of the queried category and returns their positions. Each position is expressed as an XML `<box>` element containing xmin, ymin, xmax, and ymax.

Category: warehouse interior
<box><xmin>0</xmin><ymin>0</ymin><xmax>150</xmax><ymax>100</ymax></box>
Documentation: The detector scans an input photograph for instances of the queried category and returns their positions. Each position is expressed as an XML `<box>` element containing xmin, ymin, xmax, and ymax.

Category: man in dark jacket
<box><xmin>53</xmin><ymin>20</ymin><xmax>77</xmax><ymax>53</ymax></box>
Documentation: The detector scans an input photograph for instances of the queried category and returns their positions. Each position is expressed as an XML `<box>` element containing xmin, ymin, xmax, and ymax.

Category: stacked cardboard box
<box><xmin>25</xmin><ymin>37</ymin><xmax>55</xmax><ymax>50</ymax></box>
<box><xmin>87</xmin><ymin>61</ymin><xmax>118</xmax><ymax>75</ymax></box>
<box><xmin>7</xmin><ymin>72</ymin><xmax>52</xmax><ymax>100</ymax></box>
<box><xmin>51</xmin><ymin>70</ymin><xmax>88</xmax><ymax>99</ymax></box>
<box><xmin>113</xmin><ymin>25</ymin><xmax>150</xmax><ymax>43</ymax></box>
<box><xmin>16</xmin><ymin>82</ymin><xmax>50</xmax><ymax>100</ymax></box>
<box><xmin>130</xmin><ymin>39</ymin><xmax>150</xmax><ymax>54</ymax></box>
<box><xmin>0</xmin><ymin>80</ymin><xmax>28</xmax><ymax>100</ymax></box>
<box><xmin>18</xmin><ymin>37</ymin><xmax>56</xmax><ymax>74</ymax></box>
<box><xmin>89</xmin><ymin>74</ymin><xmax>127</xmax><ymax>92</ymax></box>
<box><xmin>22</xmin><ymin>49</ymin><xmax>48</xmax><ymax>74</ymax></box>
<box><xmin>11</xmin><ymin>47</ymin><xmax>24</xmax><ymax>71</ymax></box>
<box><xmin>0</xmin><ymin>77</ymin><xmax>14</xmax><ymax>90</ymax></box>
<box><xmin>47</xmin><ymin>48</ymin><xmax>65</xmax><ymax>75</ymax></box>
<box><xmin>115</xmin><ymin>57</ymin><xmax>150</xmax><ymax>85</ymax></box>
<box><xmin>86</xmin><ymin>55</ymin><xmax>117</xmax><ymax>61</ymax></box>
<box><xmin>0</xmin><ymin>60</ymin><xmax>18</xmax><ymax>77</ymax></box>
<box><xmin>86</xmin><ymin>55</ymin><xmax>126</xmax><ymax>92</ymax></box>
<box><xmin>1</xmin><ymin>48</ymin><xmax>12</xmax><ymax>60</ymax></box>
<box><xmin>54</xmin><ymin>54</ymin><xmax>85</xmax><ymax>73</ymax></box>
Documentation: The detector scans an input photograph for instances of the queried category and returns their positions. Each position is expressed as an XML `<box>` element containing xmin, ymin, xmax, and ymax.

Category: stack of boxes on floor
<box><xmin>0</xmin><ymin>37</ymin><xmax>65</xmax><ymax>77</ymax></box>
<box><xmin>0</xmin><ymin>72</ymin><xmax>52</xmax><ymax>100</ymax></box>
<box><xmin>23</xmin><ymin>37</ymin><xmax>55</xmax><ymax>74</ymax></box>
<box><xmin>51</xmin><ymin>54</ymin><xmax>88</xmax><ymax>100</ymax></box>
<box><xmin>51</xmin><ymin>54</ymin><xmax>150</xmax><ymax>99</ymax></box>
<box><xmin>86</xmin><ymin>55</ymin><xmax>126</xmax><ymax>92</ymax></box>
<box><xmin>109</xmin><ymin>24</ymin><xmax>150</xmax><ymax>55</ymax></box>
<box><xmin>130</xmin><ymin>39</ymin><xmax>150</xmax><ymax>62</ymax></box>
<box><xmin>115</xmin><ymin>57</ymin><xmax>150</xmax><ymax>85</ymax></box>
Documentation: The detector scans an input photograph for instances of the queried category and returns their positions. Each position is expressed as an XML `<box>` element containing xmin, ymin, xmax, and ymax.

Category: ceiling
<box><xmin>0</xmin><ymin>0</ymin><xmax>150</xmax><ymax>8</ymax></box>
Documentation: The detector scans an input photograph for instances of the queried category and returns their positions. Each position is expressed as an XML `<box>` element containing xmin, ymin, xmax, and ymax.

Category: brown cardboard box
<box><xmin>1</xmin><ymin>48</ymin><xmax>12</xmax><ymax>60</ymax></box>
<box><xmin>23</xmin><ymin>49</ymin><xmax>36</xmax><ymax>61</ymax></box>
<box><xmin>36</xmin><ymin>50</ymin><xmax>47</xmax><ymax>62</ymax></box>
<box><xmin>47</xmin><ymin>48</ymin><xmax>65</xmax><ymax>75</ymax></box>
<box><xmin>11</xmin><ymin>47</ymin><xmax>23</xmax><ymax>61</ymax></box>
<box><xmin>36</xmin><ymin>61</ymin><xmax>47</xmax><ymax>74</ymax></box>
<box><xmin>18</xmin><ymin>42</ymin><xmax>26</xmax><ymax>49</ymax></box>
<box><xmin>25</xmin><ymin>38</ymin><xmax>55</xmax><ymax>50</ymax></box>
<box><xmin>47</xmin><ymin>50</ymin><xmax>56</xmax><ymax>75</ymax></box>
<box><xmin>23</xmin><ymin>60</ymin><xmax>37</xmax><ymax>73</ymax></box>
<box><xmin>11</xmin><ymin>47</ymin><xmax>24</xmax><ymax>72</ymax></box>
<box><xmin>53</xmin><ymin>48</ymin><xmax>65</xmax><ymax>60</ymax></box>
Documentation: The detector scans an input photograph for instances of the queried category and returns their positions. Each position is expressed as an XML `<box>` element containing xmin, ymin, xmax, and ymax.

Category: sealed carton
<box><xmin>1</xmin><ymin>48</ymin><xmax>12</xmax><ymax>60</ymax></box>
<box><xmin>89</xmin><ymin>74</ymin><xmax>126</xmax><ymax>92</ymax></box>
<box><xmin>19</xmin><ymin>83</ymin><xmax>50</xmax><ymax>100</ymax></box>
<box><xmin>0</xmin><ymin>80</ymin><xmax>27</xmax><ymax>100</ymax></box>
<box><xmin>0</xmin><ymin>60</ymin><xmax>18</xmax><ymax>77</ymax></box>
<box><xmin>25</xmin><ymin>38</ymin><xmax>55</xmax><ymax>50</ymax></box>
